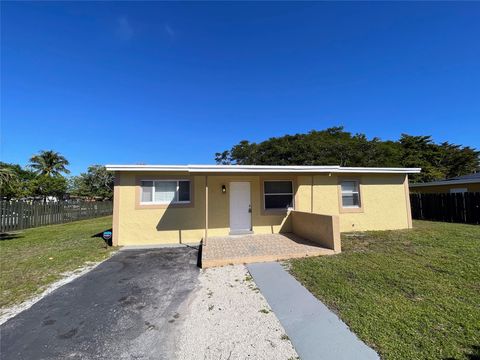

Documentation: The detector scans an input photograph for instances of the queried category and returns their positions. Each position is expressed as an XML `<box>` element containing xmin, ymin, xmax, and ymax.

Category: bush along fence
<box><xmin>0</xmin><ymin>200</ymin><xmax>113</xmax><ymax>233</ymax></box>
<box><xmin>410</xmin><ymin>192</ymin><xmax>480</xmax><ymax>225</ymax></box>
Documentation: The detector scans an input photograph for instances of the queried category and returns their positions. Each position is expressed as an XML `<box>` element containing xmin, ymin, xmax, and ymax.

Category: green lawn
<box><xmin>289</xmin><ymin>221</ymin><xmax>480</xmax><ymax>360</ymax></box>
<box><xmin>0</xmin><ymin>216</ymin><xmax>115</xmax><ymax>309</ymax></box>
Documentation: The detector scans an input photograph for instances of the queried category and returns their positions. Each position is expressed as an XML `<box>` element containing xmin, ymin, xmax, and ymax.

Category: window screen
<box><xmin>341</xmin><ymin>181</ymin><xmax>360</xmax><ymax>207</ymax></box>
<box><xmin>178</xmin><ymin>181</ymin><xmax>191</xmax><ymax>202</ymax></box>
<box><xmin>140</xmin><ymin>180</ymin><xmax>191</xmax><ymax>204</ymax></box>
<box><xmin>154</xmin><ymin>181</ymin><xmax>176</xmax><ymax>203</ymax></box>
<box><xmin>141</xmin><ymin>181</ymin><xmax>153</xmax><ymax>202</ymax></box>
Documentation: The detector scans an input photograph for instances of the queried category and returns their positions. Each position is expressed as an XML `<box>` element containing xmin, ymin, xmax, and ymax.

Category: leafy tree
<box><xmin>0</xmin><ymin>162</ymin><xmax>36</xmax><ymax>199</ymax></box>
<box><xmin>29</xmin><ymin>150</ymin><xmax>70</xmax><ymax>177</ymax></box>
<box><xmin>69</xmin><ymin>165</ymin><xmax>114</xmax><ymax>199</ymax></box>
<box><xmin>437</xmin><ymin>142</ymin><xmax>479</xmax><ymax>179</ymax></box>
<box><xmin>215</xmin><ymin>150</ymin><xmax>231</xmax><ymax>165</ymax></box>
<box><xmin>27</xmin><ymin>175</ymin><xmax>68</xmax><ymax>200</ymax></box>
<box><xmin>215</xmin><ymin>127</ymin><xmax>479</xmax><ymax>182</ymax></box>
<box><xmin>1</xmin><ymin>161</ymin><xmax>70</xmax><ymax>200</ymax></box>
<box><xmin>398</xmin><ymin>135</ymin><xmax>445</xmax><ymax>182</ymax></box>
<box><xmin>0</xmin><ymin>165</ymin><xmax>17</xmax><ymax>187</ymax></box>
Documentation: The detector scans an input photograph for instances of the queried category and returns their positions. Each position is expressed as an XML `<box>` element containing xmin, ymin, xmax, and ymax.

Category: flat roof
<box><xmin>410</xmin><ymin>178</ymin><xmax>480</xmax><ymax>187</ymax></box>
<box><xmin>410</xmin><ymin>172</ymin><xmax>480</xmax><ymax>187</ymax></box>
<box><xmin>105</xmin><ymin>164</ymin><xmax>421</xmax><ymax>174</ymax></box>
<box><xmin>450</xmin><ymin>172</ymin><xmax>480</xmax><ymax>181</ymax></box>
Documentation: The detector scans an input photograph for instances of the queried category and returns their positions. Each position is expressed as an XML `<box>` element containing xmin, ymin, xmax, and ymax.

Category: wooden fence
<box><xmin>0</xmin><ymin>200</ymin><xmax>113</xmax><ymax>233</ymax></box>
<box><xmin>410</xmin><ymin>192</ymin><xmax>480</xmax><ymax>225</ymax></box>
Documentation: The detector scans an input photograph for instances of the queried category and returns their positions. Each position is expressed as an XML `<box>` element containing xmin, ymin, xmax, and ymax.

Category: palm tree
<box><xmin>0</xmin><ymin>165</ymin><xmax>18</xmax><ymax>187</ymax></box>
<box><xmin>29</xmin><ymin>150</ymin><xmax>70</xmax><ymax>177</ymax></box>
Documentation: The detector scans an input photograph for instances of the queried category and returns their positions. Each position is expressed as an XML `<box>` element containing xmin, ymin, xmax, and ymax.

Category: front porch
<box><xmin>201</xmin><ymin>233</ymin><xmax>336</xmax><ymax>268</ymax></box>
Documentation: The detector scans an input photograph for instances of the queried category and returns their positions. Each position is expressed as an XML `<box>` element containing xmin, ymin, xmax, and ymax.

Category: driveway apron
<box><xmin>0</xmin><ymin>247</ymin><xmax>200</xmax><ymax>360</ymax></box>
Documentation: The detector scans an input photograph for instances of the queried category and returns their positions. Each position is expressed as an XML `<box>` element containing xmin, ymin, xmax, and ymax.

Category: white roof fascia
<box><xmin>106</xmin><ymin>164</ymin><xmax>421</xmax><ymax>174</ymax></box>
<box><xmin>187</xmin><ymin>165</ymin><xmax>340</xmax><ymax>173</ymax></box>
<box><xmin>105</xmin><ymin>165</ymin><xmax>189</xmax><ymax>172</ymax></box>
<box><xmin>335</xmin><ymin>167</ymin><xmax>421</xmax><ymax>174</ymax></box>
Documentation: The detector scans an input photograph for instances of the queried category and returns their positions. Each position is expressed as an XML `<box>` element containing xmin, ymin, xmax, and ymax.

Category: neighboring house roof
<box><xmin>410</xmin><ymin>172</ymin><xmax>480</xmax><ymax>188</ymax></box>
<box><xmin>449</xmin><ymin>172</ymin><xmax>480</xmax><ymax>181</ymax></box>
<box><xmin>105</xmin><ymin>164</ymin><xmax>421</xmax><ymax>174</ymax></box>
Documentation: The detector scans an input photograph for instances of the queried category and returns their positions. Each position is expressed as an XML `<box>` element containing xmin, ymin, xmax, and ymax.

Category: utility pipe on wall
<box><xmin>311</xmin><ymin>175</ymin><xmax>314</xmax><ymax>213</ymax></box>
<box><xmin>204</xmin><ymin>175</ymin><xmax>209</xmax><ymax>246</ymax></box>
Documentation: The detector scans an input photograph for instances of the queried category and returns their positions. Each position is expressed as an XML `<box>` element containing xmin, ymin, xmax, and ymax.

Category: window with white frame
<box><xmin>264</xmin><ymin>180</ymin><xmax>294</xmax><ymax>210</ymax></box>
<box><xmin>141</xmin><ymin>180</ymin><xmax>191</xmax><ymax>204</ymax></box>
<box><xmin>340</xmin><ymin>180</ymin><xmax>361</xmax><ymax>208</ymax></box>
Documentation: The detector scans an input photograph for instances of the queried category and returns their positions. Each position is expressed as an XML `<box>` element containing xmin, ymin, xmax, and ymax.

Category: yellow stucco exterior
<box><xmin>113</xmin><ymin>171</ymin><xmax>412</xmax><ymax>246</ymax></box>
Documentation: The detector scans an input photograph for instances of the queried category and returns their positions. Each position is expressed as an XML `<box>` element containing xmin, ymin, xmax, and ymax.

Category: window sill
<box><xmin>339</xmin><ymin>206</ymin><xmax>364</xmax><ymax>214</ymax></box>
<box><xmin>135</xmin><ymin>202</ymin><xmax>193</xmax><ymax>210</ymax></box>
<box><xmin>261</xmin><ymin>208</ymin><xmax>291</xmax><ymax>216</ymax></box>
<box><xmin>140</xmin><ymin>202</ymin><xmax>191</xmax><ymax>205</ymax></box>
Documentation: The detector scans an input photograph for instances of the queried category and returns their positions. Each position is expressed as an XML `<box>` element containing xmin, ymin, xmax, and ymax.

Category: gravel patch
<box><xmin>176</xmin><ymin>265</ymin><xmax>299</xmax><ymax>360</ymax></box>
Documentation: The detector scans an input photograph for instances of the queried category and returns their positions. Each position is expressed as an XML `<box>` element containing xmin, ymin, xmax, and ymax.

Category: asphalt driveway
<box><xmin>0</xmin><ymin>247</ymin><xmax>200</xmax><ymax>360</ymax></box>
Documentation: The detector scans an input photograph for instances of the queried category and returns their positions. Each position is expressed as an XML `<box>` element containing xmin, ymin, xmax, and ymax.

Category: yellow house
<box><xmin>106</xmin><ymin>165</ymin><xmax>421</xmax><ymax>247</ymax></box>
<box><xmin>410</xmin><ymin>173</ymin><xmax>480</xmax><ymax>194</ymax></box>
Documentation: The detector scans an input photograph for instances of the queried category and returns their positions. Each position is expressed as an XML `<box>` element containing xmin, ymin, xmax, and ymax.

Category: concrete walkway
<box><xmin>247</xmin><ymin>262</ymin><xmax>379</xmax><ymax>360</ymax></box>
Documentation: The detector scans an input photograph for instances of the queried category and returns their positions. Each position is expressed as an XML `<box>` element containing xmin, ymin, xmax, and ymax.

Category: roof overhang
<box><xmin>410</xmin><ymin>178</ymin><xmax>480</xmax><ymax>187</ymax></box>
<box><xmin>105</xmin><ymin>164</ymin><xmax>421</xmax><ymax>174</ymax></box>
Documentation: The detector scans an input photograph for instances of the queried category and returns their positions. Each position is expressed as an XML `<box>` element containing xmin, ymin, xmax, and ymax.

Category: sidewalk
<box><xmin>247</xmin><ymin>262</ymin><xmax>379</xmax><ymax>360</ymax></box>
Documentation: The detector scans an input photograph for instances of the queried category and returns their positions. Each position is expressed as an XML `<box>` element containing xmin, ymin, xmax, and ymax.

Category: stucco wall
<box><xmin>114</xmin><ymin>172</ymin><xmax>293</xmax><ymax>246</ymax></box>
<box><xmin>410</xmin><ymin>183</ymin><xmax>480</xmax><ymax>193</ymax></box>
<box><xmin>291</xmin><ymin>211</ymin><xmax>341</xmax><ymax>252</ymax></box>
<box><xmin>340</xmin><ymin>174</ymin><xmax>411</xmax><ymax>232</ymax></box>
<box><xmin>115</xmin><ymin>172</ymin><xmax>205</xmax><ymax>245</ymax></box>
<box><xmin>113</xmin><ymin>172</ymin><xmax>412</xmax><ymax>245</ymax></box>
<box><xmin>297</xmin><ymin>173</ymin><xmax>411</xmax><ymax>232</ymax></box>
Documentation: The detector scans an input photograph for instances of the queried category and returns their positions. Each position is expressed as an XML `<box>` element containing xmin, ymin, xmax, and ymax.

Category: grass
<box><xmin>289</xmin><ymin>221</ymin><xmax>480</xmax><ymax>360</ymax></box>
<box><xmin>0</xmin><ymin>216</ymin><xmax>115</xmax><ymax>309</ymax></box>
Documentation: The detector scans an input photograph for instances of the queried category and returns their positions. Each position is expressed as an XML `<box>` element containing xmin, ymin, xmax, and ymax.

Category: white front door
<box><xmin>229</xmin><ymin>182</ymin><xmax>252</xmax><ymax>234</ymax></box>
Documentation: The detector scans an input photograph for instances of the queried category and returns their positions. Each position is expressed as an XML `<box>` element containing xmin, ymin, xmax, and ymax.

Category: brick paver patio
<box><xmin>201</xmin><ymin>233</ymin><xmax>335</xmax><ymax>268</ymax></box>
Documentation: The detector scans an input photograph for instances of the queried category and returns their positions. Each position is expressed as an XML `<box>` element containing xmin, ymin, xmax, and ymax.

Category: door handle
<box><xmin>248</xmin><ymin>205</ymin><xmax>252</xmax><ymax>213</ymax></box>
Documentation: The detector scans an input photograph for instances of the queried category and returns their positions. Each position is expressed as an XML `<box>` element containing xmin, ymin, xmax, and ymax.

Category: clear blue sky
<box><xmin>2</xmin><ymin>2</ymin><xmax>479</xmax><ymax>175</ymax></box>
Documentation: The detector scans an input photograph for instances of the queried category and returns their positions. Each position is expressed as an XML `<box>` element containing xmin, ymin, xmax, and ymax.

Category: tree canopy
<box><xmin>28</xmin><ymin>150</ymin><xmax>70</xmax><ymax>177</ymax></box>
<box><xmin>69</xmin><ymin>165</ymin><xmax>114</xmax><ymax>200</ymax></box>
<box><xmin>1</xmin><ymin>152</ymin><xmax>113</xmax><ymax>200</ymax></box>
<box><xmin>0</xmin><ymin>162</ymin><xmax>37</xmax><ymax>199</ymax></box>
<box><xmin>215</xmin><ymin>127</ymin><xmax>479</xmax><ymax>182</ymax></box>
